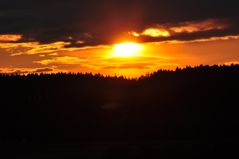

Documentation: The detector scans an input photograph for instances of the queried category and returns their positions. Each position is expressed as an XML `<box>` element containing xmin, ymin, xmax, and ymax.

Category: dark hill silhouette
<box><xmin>1</xmin><ymin>65</ymin><xmax>239</xmax><ymax>158</ymax></box>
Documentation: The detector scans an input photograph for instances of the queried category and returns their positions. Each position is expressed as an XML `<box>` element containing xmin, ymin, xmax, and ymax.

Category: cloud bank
<box><xmin>0</xmin><ymin>0</ymin><xmax>238</xmax><ymax>47</ymax></box>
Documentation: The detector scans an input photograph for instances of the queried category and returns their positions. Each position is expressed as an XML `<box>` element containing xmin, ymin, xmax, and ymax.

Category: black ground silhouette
<box><xmin>1</xmin><ymin>65</ymin><xmax>239</xmax><ymax>158</ymax></box>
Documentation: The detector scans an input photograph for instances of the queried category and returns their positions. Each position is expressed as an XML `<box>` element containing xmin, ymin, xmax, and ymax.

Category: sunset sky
<box><xmin>0</xmin><ymin>0</ymin><xmax>239</xmax><ymax>77</ymax></box>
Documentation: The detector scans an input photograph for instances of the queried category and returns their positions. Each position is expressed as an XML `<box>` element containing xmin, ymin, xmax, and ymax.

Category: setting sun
<box><xmin>112</xmin><ymin>42</ymin><xmax>143</xmax><ymax>57</ymax></box>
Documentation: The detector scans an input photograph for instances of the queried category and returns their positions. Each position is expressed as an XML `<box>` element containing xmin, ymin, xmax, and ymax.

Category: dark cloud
<box><xmin>32</xmin><ymin>68</ymin><xmax>53</xmax><ymax>73</ymax></box>
<box><xmin>0</xmin><ymin>0</ymin><xmax>238</xmax><ymax>46</ymax></box>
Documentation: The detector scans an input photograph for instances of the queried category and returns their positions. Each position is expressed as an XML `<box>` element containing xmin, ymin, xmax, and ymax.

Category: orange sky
<box><xmin>1</xmin><ymin>35</ymin><xmax>239</xmax><ymax>77</ymax></box>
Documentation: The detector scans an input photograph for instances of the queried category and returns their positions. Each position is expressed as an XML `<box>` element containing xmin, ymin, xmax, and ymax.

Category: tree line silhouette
<box><xmin>1</xmin><ymin>64</ymin><xmax>239</xmax><ymax>158</ymax></box>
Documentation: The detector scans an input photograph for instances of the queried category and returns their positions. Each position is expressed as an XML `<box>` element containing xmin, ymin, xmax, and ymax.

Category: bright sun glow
<box><xmin>112</xmin><ymin>42</ymin><xmax>142</xmax><ymax>57</ymax></box>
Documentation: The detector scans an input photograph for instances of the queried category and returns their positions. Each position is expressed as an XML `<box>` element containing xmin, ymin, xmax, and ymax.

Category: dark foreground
<box><xmin>1</xmin><ymin>65</ymin><xmax>239</xmax><ymax>158</ymax></box>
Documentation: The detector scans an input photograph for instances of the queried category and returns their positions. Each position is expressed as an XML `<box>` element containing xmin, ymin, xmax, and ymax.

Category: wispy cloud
<box><xmin>0</xmin><ymin>34</ymin><xmax>22</xmax><ymax>42</ymax></box>
<box><xmin>130</xmin><ymin>19</ymin><xmax>230</xmax><ymax>38</ymax></box>
<box><xmin>34</xmin><ymin>56</ymin><xmax>84</xmax><ymax>65</ymax></box>
<box><xmin>0</xmin><ymin>66</ymin><xmax>62</xmax><ymax>74</ymax></box>
<box><xmin>170</xmin><ymin>19</ymin><xmax>228</xmax><ymax>33</ymax></box>
<box><xmin>0</xmin><ymin>41</ymin><xmax>71</xmax><ymax>56</ymax></box>
<box><xmin>0</xmin><ymin>41</ymin><xmax>108</xmax><ymax>56</ymax></box>
<box><xmin>152</xmin><ymin>35</ymin><xmax>239</xmax><ymax>44</ymax></box>
<box><xmin>34</xmin><ymin>55</ymin><xmax>178</xmax><ymax>71</ymax></box>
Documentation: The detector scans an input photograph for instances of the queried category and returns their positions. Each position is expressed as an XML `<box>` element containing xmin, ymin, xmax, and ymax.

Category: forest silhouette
<box><xmin>1</xmin><ymin>65</ymin><xmax>239</xmax><ymax>158</ymax></box>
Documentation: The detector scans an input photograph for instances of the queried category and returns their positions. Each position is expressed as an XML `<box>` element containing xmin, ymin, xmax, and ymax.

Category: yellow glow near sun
<box><xmin>112</xmin><ymin>42</ymin><xmax>143</xmax><ymax>57</ymax></box>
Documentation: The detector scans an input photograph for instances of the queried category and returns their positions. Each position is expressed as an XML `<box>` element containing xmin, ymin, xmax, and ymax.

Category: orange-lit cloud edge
<box><xmin>129</xmin><ymin>19</ymin><xmax>229</xmax><ymax>38</ymax></box>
